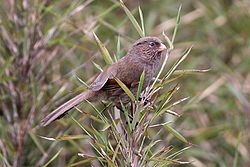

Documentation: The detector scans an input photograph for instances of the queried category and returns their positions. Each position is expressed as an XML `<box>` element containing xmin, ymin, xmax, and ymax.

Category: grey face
<box><xmin>131</xmin><ymin>37</ymin><xmax>167</xmax><ymax>61</ymax></box>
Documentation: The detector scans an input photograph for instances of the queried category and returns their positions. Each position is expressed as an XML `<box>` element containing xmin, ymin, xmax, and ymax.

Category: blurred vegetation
<box><xmin>0</xmin><ymin>0</ymin><xmax>250</xmax><ymax>166</ymax></box>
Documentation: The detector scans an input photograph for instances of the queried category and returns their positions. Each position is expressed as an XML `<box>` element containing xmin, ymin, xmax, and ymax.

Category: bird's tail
<box><xmin>40</xmin><ymin>90</ymin><xmax>96</xmax><ymax>126</ymax></box>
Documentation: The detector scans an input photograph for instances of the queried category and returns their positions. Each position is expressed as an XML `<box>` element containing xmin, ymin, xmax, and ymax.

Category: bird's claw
<box><xmin>139</xmin><ymin>96</ymin><xmax>151</xmax><ymax>106</ymax></box>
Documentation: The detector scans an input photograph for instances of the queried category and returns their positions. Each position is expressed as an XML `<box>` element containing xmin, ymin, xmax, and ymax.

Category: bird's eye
<box><xmin>149</xmin><ymin>42</ymin><xmax>155</xmax><ymax>47</ymax></box>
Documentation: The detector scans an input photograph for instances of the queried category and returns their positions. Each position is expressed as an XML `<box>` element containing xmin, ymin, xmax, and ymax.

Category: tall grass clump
<box><xmin>39</xmin><ymin>2</ymin><xmax>207</xmax><ymax>166</ymax></box>
<box><xmin>0</xmin><ymin>0</ymin><xmax>95</xmax><ymax>166</ymax></box>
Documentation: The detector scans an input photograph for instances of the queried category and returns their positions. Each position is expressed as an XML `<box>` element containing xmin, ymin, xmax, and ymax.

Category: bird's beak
<box><xmin>158</xmin><ymin>43</ymin><xmax>167</xmax><ymax>52</ymax></box>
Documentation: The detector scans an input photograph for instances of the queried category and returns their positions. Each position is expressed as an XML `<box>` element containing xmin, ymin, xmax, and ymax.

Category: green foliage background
<box><xmin>0</xmin><ymin>0</ymin><xmax>249</xmax><ymax>166</ymax></box>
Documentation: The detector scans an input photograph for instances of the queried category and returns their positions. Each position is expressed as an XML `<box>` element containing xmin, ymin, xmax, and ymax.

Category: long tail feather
<box><xmin>40</xmin><ymin>90</ymin><xmax>95</xmax><ymax>126</ymax></box>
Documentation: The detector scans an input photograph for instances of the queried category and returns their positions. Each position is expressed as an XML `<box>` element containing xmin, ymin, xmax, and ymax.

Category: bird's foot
<box><xmin>138</xmin><ymin>96</ymin><xmax>148</xmax><ymax>105</ymax></box>
<box><xmin>138</xmin><ymin>96</ymin><xmax>153</xmax><ymax>109</ymax></box>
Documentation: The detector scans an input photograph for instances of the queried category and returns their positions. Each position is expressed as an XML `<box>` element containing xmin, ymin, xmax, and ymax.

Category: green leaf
<box><xmin>131</xmin><ymin>108</ymin><xmax>142</xmax><ymax>130</ymax></box>
<box><xmin>0</xmin><ymin>152</ymin><xmax>11</xmax><ymax>167</ymax></box>
<box><xmin>90</xmin><ymin>124</ymin><xmax>107</xmax><ymax>146</ymax></box>
<box><xmin>150</xmin><ymin>50</ymin><xmax>169</xmax><ymax>89</ymax></box>
<box><xmin>173</xmin><ymin>69</ymin><xmax>210</xmax><ymax>75</ymax></box>
<box><xmin>97</xmin><ymin>2</ymin><xmax>120</xmax><ymax>18</ymax></box>
<box><xmin>158</xmin><ymin>97</ymin><xmax>189</xmax><ymax>116</ymax></box>
<box><xmin>93</xmin><ymin>32</ymin><xmax>113</xmax><ymax>65</ymax></box>
<box><xmin>164</xmin><ymin>124</ymin><xmax>188</xmax><ymax>143</ymax></box>
<box><xmin>163</xmin><ymin>31</ymin><xmax>173</xmax><ymax>50</ymax></box>
<box><xmin>167</xmin><ymin>146</ymin><xmax>191</xmax><ymax>159</ymax></box>
<box><xmin>75</xmin><ymin>74</ymin><xmax>90</xmax><ymax>88</ymax></box>
<box><xmin>136</xmin><ymin>70</ymin><xmax>145</xmax><ymax>100</ymax></box>
<box><xmin>233</xmin><ymin>132</ymin><xmax>242</xmax><ymax>167</ymax></box>
<box><xmin>92</xmin><ymin>61</ymin><xmax>103</xmax><ymax>72</ymax></box>
<box><xmin>141</xmin><ymin>139</ymin><xmax>162</xmax><ymax>165</ymax></box>
<box><xmin>89</xmin><ymin>142</ymin><xmax>105</xmax><ymax>160</ymax></box>
<box><xmin>112</xmin><ymin>138</ymin><xmax>121</xmax><ymax>162</ymax></box>
<box><xmin>120</xmin><ymin>101</ymin><xmax>132</xmax><ymax>133</ymax></box>
<box><xmin>116</xmin><ymin>35</ymin><xmax>121</xmax><ymax>60</ymax></box>
<box><xmin>86</xmin><ymin>100</ymin><xmax>109</xmax><ymax>124</ymax></box>
<box><xmin>171</xmin><ymin>5</ymin><xmax>182</xmax><ymax>45</ymax></box>
<box><xmin>163</xmin><ymin>46</ymin><xmax>192</xmax><ymax>80</ymax></box>
<box><xmin>138</xmin><ymin>6</ymin><xmax>145</xmax><ymax>36</ymax></box>
<box><xmin>156</xmin><ymin>84</ymin><xmax>179</xmax><ymax>114</ymax></box>
<box><xmin>69</xmin><ymin>158</ymin><xmax>99</xmax><ymax>167</ymax></box>
<box><xmin>149</xmin><ymin>157</ymin><xmax>190</xmax><ymax>165</ymax></box>
<box><xmin>29</xmin><ymin>132</ymin><xmax>45</xmax><ymax>154</ymax></box>
<box><xmin>114</xmin><ymin>77</ymin><xmax>135</xmax><ymax>101</ymax></box>
<box><xmin>119</xmin><ymin>0</ymin><xmax>144</xmax><ymax>37</ymax></box>
<box><xmin>160</xmin><ymin>75</ymin><xmax>183</xmax><ymax>86</ymax></box>
<box><xmin>58</xmin><ymin>134</ymin><xmax>89</xmax><ymax>141</ymax></box>
<box><xmin>43</xmin><ymin>148</ymin><xmax>62</xmax><ymax>167</ymax></box>
<box><xmin>0</xmin><ymin>57</ymin><xmax>14</xmax><ymax>82</ymax></box>
<box><xmin>71</xmin><ymin>117</ymin><xmax>93</xmax><ymax>139</ymax></box>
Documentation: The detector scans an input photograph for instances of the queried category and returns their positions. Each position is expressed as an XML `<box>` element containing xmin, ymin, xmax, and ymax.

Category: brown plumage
<box><xmin>41</xmin><ymin>36</ymin><xmax>167</xmax><ymax>126</ymax></box>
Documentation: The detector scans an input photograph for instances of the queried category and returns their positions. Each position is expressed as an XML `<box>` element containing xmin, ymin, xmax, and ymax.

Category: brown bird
<box><xmin>41</xmin><ymin>36</ymin><xmax>167</xmax><ymax>126</ymax></box>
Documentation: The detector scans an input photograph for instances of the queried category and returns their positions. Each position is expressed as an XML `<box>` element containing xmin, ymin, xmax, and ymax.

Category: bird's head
<box><xmin>129</xmin><ymin>36</ymin><xmax>167</xmax><ymax>62</ymax></box>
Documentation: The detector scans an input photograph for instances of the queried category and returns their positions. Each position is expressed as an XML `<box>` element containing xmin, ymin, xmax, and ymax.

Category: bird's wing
<box><xmin>90</xmin><ymin>58</ymin><xmax>139</xmax><ymax>92</ymax></box>
<box><xmin>89</xmin><ymin>68</ymin><xmax>117</xmax><ymax>91</ymax></box>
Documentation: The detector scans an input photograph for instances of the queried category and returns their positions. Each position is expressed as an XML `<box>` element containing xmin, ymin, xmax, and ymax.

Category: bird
<box><xmin>41</xmin><ymin>36</ymin><xmax>167</xmax><ymax>126</ymax></box>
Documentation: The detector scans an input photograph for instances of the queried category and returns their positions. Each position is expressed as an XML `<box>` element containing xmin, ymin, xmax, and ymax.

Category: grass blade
<box><xmin>136</xmin><ymin>71</ymin><xmax>145</xmax><ymax>100</ymax></box>
<box><xmin>167</xmin><ymin>146</ymin><xmax>191</xmax><ymax>159</ymax></box>
<box><xmin>158</xmin><ymin>97</ymin><xmax>189</xmax><ymax>116</ymax></box>
<box><xmin>93</xmin><ymin>32</ymin><xmax>113</xmax><ymax>65</ymax></box>
<box><xmin>163</xmin><ymin>31</ymin><xmax>173</xmax><ymax>50</ymax></box>
<box><xmin>92</xmin><ymin>61</ymin><xmax>104</xmax><ymax>72</ymax></box>
<box><xmin>164</xmin><ymin>124</ymin><xmax>188</xmax><ymax>144</ymax></box>
<box><xmin>29</xmin><ymin>132</ymin><xmax>45</xmax><ymax>154</ymax></box>
<box><xmin>140</xmin><ymin>139</ymin><xmax>162</xmax><ymax>165</ymax></box>
<box><xmin>114</xmin><ymin>77</ymin><xmax>135</xmax><ymax>101</ymax></box>
<box><xmin>75</xmin><ymin>74</ymin><xmax>90</xmax><ymax>88</ymax></box>
<box><xmin>163</xmin><ymin>46</ymin><xmax>192</xmax><ymax>80</ymax></box>
<box><xmin>58</xmin><ymin>134</ymin><xmax>89</xmax><ymax>141</ymax></box>
<box><xmin>71</xmin><ymin>117</ymin><xmax>93</xmax><ymax>139</ymax></box>
<box><xmin>138</xmin><ymin>6</ymin><xmax>145</xmax><ymax>36</ymax></box>
<box><xmin>43</xmin><ymin>148</ymin><xmax>62</xmax><ymax>167</ymax></box>
<box><xmin>86</xmin><ymin>100</ymin><xmax>109</xmax><ymax>124</ymax></box>
<box><xmin>156</xmin><ymin>84</ymin><xmax>179</xmax><ymax>113</ymax></box>
<box><xmin>0</xmin><ymin>152</ymin><xmax>11</xmax><ymax>167</ymax></box>
<box><xmin>171</xmin><ymin>5</ymin><xmax>182</xmax><ymax>45</ymax></box>
<box><xmin>150</xmin><ymin>50</ymin><xmax>169</xmax><ymax>89</ymax></box>
<box><xmin>97</xmin><ymin>2</ymin><xmax>120</xmax><ymax>18</ymax></box>
<box><xmin>120</xmin><ymin>101</ymin><xmax>132</xmax><ymax>133</ymax></box>
<box><xmin>112</xmin><ymin>138</ymin><xmax>121</xmax><ymax>162</ymax></box>
<box><xmin>0</xmin><ymin>57</ymin><xmax>14</xmax><ymax>80</ymax></box>
<box><xmin>233</xmin><ymin>132</ymin><xmax>242</xmax><ymax>167</ymax></box>
<box><xmin>116</xmin><ymin>35</ymin><xmax>121</xmax><ymax>60</ymax></box>
<box><xmin>131</xmin><ymin>108</ymin><xmax>142</xmax><ymax>130</ymax></box>
<box><xmin>119</xmin><ymin>0</ymin><xmax>144</xmax><ymax>37</ymax></box>
<box><xmin>173</xmin><ymin>69</ymin><xmax>210</xmax><ymax>75</ymax></box>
